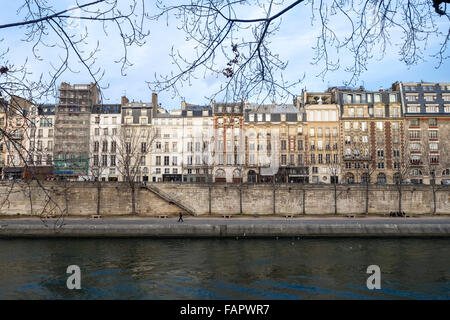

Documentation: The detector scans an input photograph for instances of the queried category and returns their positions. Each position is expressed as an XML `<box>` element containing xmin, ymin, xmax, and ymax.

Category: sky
<box><xmin>1</xmin><ymin>0</ymin><xmax>449</xmax><ymax>109</ymax></box>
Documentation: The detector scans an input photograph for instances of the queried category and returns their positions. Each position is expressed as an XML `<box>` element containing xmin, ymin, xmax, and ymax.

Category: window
<box><xmin>393</xmin><ymin>149</ymin><xmax>400</xmax><ymax>157</ymax></box>
<box><xmin>164</xmin><ymin>156</ymin><xmax>169</xmax><ymax>166</ymax></box>
<box><xmin>430</xmin><ymin>155</ymin><xmax>439</xmax><ymax>164</ymax></box>
<box><xmin>409</xmin><ymin>119</ymin><xmax>419</xmax><ymax>126</ymax></box>
<box><xmin>375</xmin><ymin>107</ymin><xmax>384</xmax><ymax>117</ymax></box>
<box><xmin>392</xmin><ymin>122</ymin><xmax>399</xmax><ymax>131</ymax></box>
<box><xmin>374</xmin><ymin>94</ymin><xmax>381</xmax><ymax>102</ymax></box>
<box><xmin>102</xmin><ymin>155</ymin><xmax>108</xmax><ymax>166</ymax></box>
<box><xmin>102</xmin><ymin>141</ymin><xmax>108</xmax><ymax>152</ymax></box>
<box><xmin>348</xmin><ymin>108</ymin><xmax>355</xmax><ymax>117</ymax></box>
<box><xmin>281</xmin><ymin>140</ymin><xmax>287</xmax><ymax>150</ymax></box>
<box><xmin>429</xmin><ymin>131</ymin><xmax>438</xmax><ymax>139</ymax></box>
<box><xmin>332</xmin><ymin>127</ymin><xmax>338</xmax><ymax>136</ymax></box>
<box><xmin>249</xmin><ymin>114</ymin><xmax>254</xmax><ymax>121</ymax></box>
<box><xmin>172</xmin><ymin>156</ymin><xmax>177</xmax><ymax>166</ymax></box>
<box><xmin>94</xmin><ymin>141</ymin><xmax>99</xmax><ymax>152</ymax></box>
<box><xmin>110</xmin><ymin>155</ymin><xmax>116</xmax><ymax>166</ymax></box>
<box><xmin>317</xmin><ymin>128</ymin><xmax>323</xmax><ymax>137</ymax></box>
<box><xmin>155</xmin><ymin>156</ymin><xmax>161</xmax><ymax>166</ymax></box>
<box><xmin>111</xmin><ymin>141</ymin><xmax>116</xmax><ymax>153</ymax></box>
<box><xmin>361</xmin><ymin>122</ymin><xmax>367</xmax><ymax>131</ymax></box>
<box><xmin>445</xmin><ymin>105</ymin><xmax>450</xmax><ymax>112</ymax></box>
<box><xmin>426</xmin><ymin>105</ymin><xmax>438</xmax><ymax>113</ymax></box>
<box><xmin>429</xmin><ymin>118</ymin><xmax>437</xmax><ymax>126</ymax></box>
<box><xmin>378</xmin><ymin>162</ymin><xmax>384</xmax><ymax>169</ymax></box>
<box><xmin>344</xmin><ymin>122</ymin><xmax>350</xmax><ymax>131</ymax></box>
<box><xmin>95</xmin><ymin>128</ymin><xmax>99</xmax><ymax>136</ymax></box>
<box><xmin>391</xmin><ymin>107</ymin><xmax>400</xmax><ymax>117</ymax></box>
<box><xmin>406</xmin><ymin>95</ymin><xmax>417</xmax><ymax>102</ymax></box>
<box><xmin>376</xmin><ymin>121</ymin><xmax>383</xmax><ymax>131</ymax></box>
<box><xmin>141</xmin><ymin>142</ymin><xmax>147</xmax><ymax>153</ymax></box>
<box><xmin>389</xmin><ymin>94</ymin><xmax>397</xmax><ymax>102</ymax></box>
<box><xmin>310</xmin><ymin>128</ymin><xmax>315</xmax><ymax>137</ymax></box>
<box><xmin>429</xmin><ymin>143</ymin><xmax>438</xmax><ymax>151</ymax></box>
<box><xmin>377</xmin><ymin>149</ymin><xmax>384</xmax><ymax>158</ymax></box>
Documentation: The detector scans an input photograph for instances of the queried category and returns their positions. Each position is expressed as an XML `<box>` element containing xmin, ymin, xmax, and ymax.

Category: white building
<box><xmin>26</xmin><ymin>104</ymin><xmax>55</xmax><ymax>168</ymax></box>
<box><xmin>151</xmin><ymin>108</ymin><xmax>184</xmax><ymax>182</ymax></box>
<box><xmin>89</xmin><ymin>104</ymin><xmax>121</xmax><ymax>181</ymax></box>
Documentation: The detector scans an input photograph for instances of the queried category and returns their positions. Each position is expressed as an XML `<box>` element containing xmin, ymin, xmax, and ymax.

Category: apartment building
<box><xmin>212</xmin><ymin>101</ymin><xmax>245</xmax><ymax>183</ymax></box>
<box><xmin>89</xmin><ymin>104</ymin><xmax>121</xmax><ymax>181</ymax></box>
<box><xmin>244</xmin><ymin>103</ymin><xmax>307</xmax><ymax>183</ymax></box>
<box><xmin>180</xmin><ymin>103</ymin><xmax>214</xmax><ymax>183</ymax></box>
<box><xmin>24</xmin><ymin>104</ymin><xmax>55</xmax><ymax>179</ymax></box>
<box><xmin>395</xmin><ymin>81</ymin><xmax>450</xmax><ymax>184</ymax></box>
<box><xmin>303</xmin><ymin>91</ymin><xmax>340</xmax><ymax>184</ymax></box>
<box><xmin>336</xmin><ymin>87</ymin><xmax>404</xmax><ymax>184</ymax></box>
<box><xmin>151</xmin><ymin>107</ymin><xmax>183</xmax><ymax>182</ymax></box>
<box><xmin>120</xmin><ymin>94</ymin><xmax>157</xmax><ymax>182</ymax></box>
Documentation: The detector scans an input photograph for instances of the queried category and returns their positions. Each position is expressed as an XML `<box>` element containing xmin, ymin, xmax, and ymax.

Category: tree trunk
<box><xmin>302</xmin><ymin>188</ymin><xmax>306</xmax><ymax>215</ymax></box>
<box><xmin>334</xmin><ymin>183</ymin><xmax>337</xmax><ymax>215</ymax></box>
<box><xmin>272</xmin><ymin>177</ymin><xmax>276</xmax><ymax>215</ymax></box>
<box><xmin>365</xmin><ymin>181</ymin><xmax>369</xmax><ymax>215</ymax></box>
<box><xmin>432</xmin><ymin>186</ymin><xmax>437</xmax><ymax>215</ymax></box>
<box><xmin>131</xmin><ymin>183</ymin><xmax>136</xmax><ymax>215</ymax></box>
<box><xmin>97</xmin><ymin>181</ymin><xmax>101</xmax><ymax>216</ymax></box>
<box><xmin>239</xmin><ymin>183</ymin><xmax>243</xmax><ymax>215</ymax></box>
<box><xmin>208</xmin><ymin>184</ymin><xmax>212</xmax><ymax>215</ymax></box>
<box><xmin>398</xmin><ymin>186</ymin><xmax>402</xmax><ymax>214</ymax></box>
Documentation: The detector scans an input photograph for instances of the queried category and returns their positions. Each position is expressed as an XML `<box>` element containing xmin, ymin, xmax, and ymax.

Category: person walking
<box><xmin>178</xmin><ymin>212</ymin><xmax>184</xmax><ymax>223</ymax></box>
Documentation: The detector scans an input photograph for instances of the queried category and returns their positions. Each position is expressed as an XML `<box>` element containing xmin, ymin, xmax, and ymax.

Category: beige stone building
<box><xmin>303</xmin><ymin>91</ymin><xmax>340</xmax><ymax>184</ymax></box>
<box><xmin>212</xmin><ymin>101</ymin><xmax>245</xmax><ymax>183</ymax></box>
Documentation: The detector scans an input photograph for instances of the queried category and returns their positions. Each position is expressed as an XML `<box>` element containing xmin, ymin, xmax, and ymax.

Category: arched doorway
<box><xmin>142</xmin><ymin>167</ymin><xmax>149</xmax><ymax>182</ymax></box>
<box><xmin>393</xmin><ymin>172</ymin><xmax>401</xmax><ymax>184</ymax></box>
<box><xmin>247</xmin><ymin>170</ymin><xmax>257</xmax><ymax>183</ymax></box>
<box><xmin>344</xmin><ymin>173</ymin><xmax>355</xmax><ymax>184</ymax></box>
<box><xmin>215</xmin><ymin>169</ymin><xmax>226</xmax><ymax>183</ymax></box>
<box><xmin>232</xmin><ymin>169</ymin><xmax>242</xmax><ymax>183</ymax></box>
<box><xmin>361</xmin><ymin>173</ymin><xmax>370</xmax><ymax>184</ymax></box>
<box><xmin>377</xmin><ymin>173</ymin><xmax>386</xmax><ymax>184</ymax></box>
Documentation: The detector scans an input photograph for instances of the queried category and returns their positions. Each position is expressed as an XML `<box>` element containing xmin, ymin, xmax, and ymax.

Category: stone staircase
<box><xmin>142</xmin><ymin>184</ymin><xmax>196</xmax><ymax>216</ymax></box>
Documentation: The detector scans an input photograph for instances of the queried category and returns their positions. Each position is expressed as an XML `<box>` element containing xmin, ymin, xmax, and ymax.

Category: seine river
<box><xmin>0</xmin><ymin>238</ymin><xmax>448</xmax><ymax>299</ymax></box>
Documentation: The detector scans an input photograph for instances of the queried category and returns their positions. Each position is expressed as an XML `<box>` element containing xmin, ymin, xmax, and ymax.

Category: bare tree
<box><xmin>149</xmin><ymin>0</ymin><xmax>449</xmax><ymax>102</ymax></box>
<box><xmin>115</xmin><ymin>125</ymin><xmax>156</xmax><ymax>215</ymax></box>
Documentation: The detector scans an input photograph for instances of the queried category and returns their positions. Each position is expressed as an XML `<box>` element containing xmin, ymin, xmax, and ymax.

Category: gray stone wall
<box><xmin>0</xmin><ymin>181</ymin><xmax>449</xmax><ymax>216</ymax></box>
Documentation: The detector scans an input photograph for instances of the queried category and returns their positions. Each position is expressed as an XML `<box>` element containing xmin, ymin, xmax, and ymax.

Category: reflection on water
<box><xmin>0</xmin><ymin>238</ymin><xmax>448</xmax><ymax>299</ymax></box>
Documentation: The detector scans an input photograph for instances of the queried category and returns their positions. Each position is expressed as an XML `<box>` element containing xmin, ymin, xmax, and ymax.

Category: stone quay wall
<box><xmin>0</xmin><ymin>181</ymin><xmax>449</xmax><ymax>217</ymax></box>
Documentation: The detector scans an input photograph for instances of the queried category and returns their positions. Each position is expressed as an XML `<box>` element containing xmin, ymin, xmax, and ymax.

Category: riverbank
<box><xmin>1</xmin><ymin>217</ymin><xmax>449</xmax><ymax>238</ymax></box>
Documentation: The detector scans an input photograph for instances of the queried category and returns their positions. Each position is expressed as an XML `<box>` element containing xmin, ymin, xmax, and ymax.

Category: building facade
<box><xmin>54</xmin><ymin>82</ymin><xmax>100</xmax><ymax>179</ymax></box>
<box><xmin>336</xmin><ymin>87</ymin><xmax>404</xmax><ymax>184</ymax></box>
<box><xmin>89</xmin><ymin>104</ymin><xmax>122</xmax><ymax>181</ymax></box>
<box><xmin>212</xmin><ymin>101</ymin><xmax>245</xmax><ymax>183</ymax></box>
<box><xmin>396</xmin><ymin>81</ymin><xmax>450</xmax><ymax>184</ymax></box>
<box><xmin>303</xmin><ymin>91</ymin><xmax>340</xmax><ymax>184</ymax></box>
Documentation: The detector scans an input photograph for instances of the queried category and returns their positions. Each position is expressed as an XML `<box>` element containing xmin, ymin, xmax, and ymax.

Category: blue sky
<box><xmin>1</xmin><ymin>0</ymin><xmax>449</xmax><ymax>108</ymax></box>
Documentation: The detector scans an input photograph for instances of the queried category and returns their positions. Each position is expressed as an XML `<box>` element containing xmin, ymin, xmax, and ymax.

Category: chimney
<box><xmin>152</xmin><ymin>93</ymin><xmax>158</xmax><ymax>117</ymax></box>
<box><xmin>181</xmin><ymin>100</ymin><xmax>186</xmax><ymax>110</ymax></box>
<box><xmin>121</xmin><ymin>96</ymin><xmax>129</xmax><ymax>106</ymax></box>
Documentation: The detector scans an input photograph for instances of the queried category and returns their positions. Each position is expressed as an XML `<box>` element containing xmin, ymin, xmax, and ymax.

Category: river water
<box><xmin>0</xmin><ymin>238</ymin><xmax>448</xmax><ymax>299</ymax></box>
